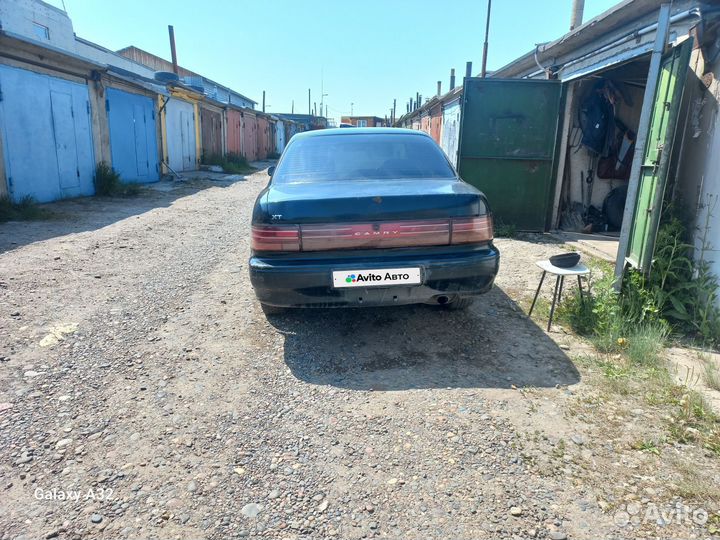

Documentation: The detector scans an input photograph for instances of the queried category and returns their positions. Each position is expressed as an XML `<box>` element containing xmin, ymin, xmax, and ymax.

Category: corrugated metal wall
<box><xmin>257</xmin><ymin>115</ymin><xmax>270</xmax><ymax>160</ymax></box>
<box><xmin>106</xmin><ymin>87</ymin><xmax>159</xmax><ymax>183</ymax></box>
<box><xmin>0</xmin><ymin>64</ymin><xmax>95</xmax><ymax>202</ymax></box>
<box><xmin>440</xmin><ymin>99</ymin><xmax>461</xmax><ymax>168</ymax></box>
<box><xmin>420</xmin><ymin>114</ymin><xmax>432</xmax><ymax>137</ymax></box>
<box><xmin>284</xmin><ymin>122</ymin><xmax>298</xmax><ymax>145</ymax></box>
<box><xmin>165</xmin><ymin>98</ymin><xmax>197</xmax><ymax>171</ymax></box>
<box><xmin>199</xmin><ymin>105</ymin><xmax>223</xmax><ymax>160</ymax></box>
<box><xmin>274</xmin><ymin>119</ymin><xmax>286</xmax><ymax>154</ymax></box>
<box><xmin>430</xmin><ymin>108</ymin><xmax>442</xmax><ymax>145</ymax></box>
<box><xmin>226</xmin><ymin>108</ymin><xmax>243</xmax><ymax>157</ymax></box>
<box><xmin>242</xmin><ymin>111</ymin><xmax>258</xmax><ymax>161</ymax></box>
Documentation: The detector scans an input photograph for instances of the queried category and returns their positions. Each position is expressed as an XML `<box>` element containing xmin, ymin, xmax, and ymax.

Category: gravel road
<box><xmin>0</xmin><ymin>167</ymin><xmax>659</xmax><ymax>539</ymax></box>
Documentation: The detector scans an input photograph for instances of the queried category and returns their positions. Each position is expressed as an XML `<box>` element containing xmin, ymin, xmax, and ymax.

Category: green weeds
<box><xmin>0</xmin><ymin>195</ymin><xmax>52</xmax><ymax>222</ymax></box>
<box><xmin>202</xmin><ymin>153</ymin><xmax>255</xmax><ymax>175</ymax></box>
<box><xmin>94</xmin><ymin>162</ymin><xmax>142</xmax><ymax>197</ymax></box>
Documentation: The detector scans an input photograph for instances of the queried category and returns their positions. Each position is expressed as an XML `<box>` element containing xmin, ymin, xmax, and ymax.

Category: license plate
<box><xmin>332</xmin><ymin>268</ymin><xmax>422</xmax><ymax>288</ymax></box>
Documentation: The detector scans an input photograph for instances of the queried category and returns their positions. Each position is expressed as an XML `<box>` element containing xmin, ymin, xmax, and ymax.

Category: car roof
<box><xmin>292</xmin><ymin>127</ymin><xmax>431</xmax><ymax>139</ymax></box>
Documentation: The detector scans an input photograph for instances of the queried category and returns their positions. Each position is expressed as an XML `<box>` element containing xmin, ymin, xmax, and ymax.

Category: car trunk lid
<box><xmin>264</xmin><ymin>178</ymin><xmax>485</xmax><ymax>223</ymax></box>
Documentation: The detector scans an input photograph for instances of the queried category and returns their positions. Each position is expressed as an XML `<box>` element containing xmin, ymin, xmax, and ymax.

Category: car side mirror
<box><xmin>268</xmin><ymin>165</ymin><xmax>276</xmax><ymax>177</ymax></box>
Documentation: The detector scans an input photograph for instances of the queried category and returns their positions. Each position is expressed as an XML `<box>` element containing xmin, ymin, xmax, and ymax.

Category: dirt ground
<box><xmin>1</xmin><ymin>166</ymin><xmax>718</xmax><ymax>540</ymax></box>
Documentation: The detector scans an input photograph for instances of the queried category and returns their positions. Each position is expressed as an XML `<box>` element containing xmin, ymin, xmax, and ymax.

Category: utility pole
<box><xmin>481</xmin><ymin>0</ymin><xmax>492</xmax><ymax>78</ymax></box>
<box><xmin>392</xmin><ymin>98</ymin><xmax>396</xmax><ymax>124</ymax></box>
<box><xmin>262</xmin><ymin>90</ymin><xmax>265</xmax><ymax>113</ymax></box>
<box><xmin>314</xmin><ymin>102</ymin><xmax>317</xmax><ymax>116</ymax></box>
<box><xmin>291</xmin><ymin>100</ymin><xmax>294</xmax><ymax>114</ymax></box>
<box><xmin>325</xmin><ymin>104</ymin><xmax>328</xmax><ymax>118</ymax></box>
<box><xmin>308</xmin><ymin>89</ymin><xmax>311</xmax><ymax>115</ymax></box>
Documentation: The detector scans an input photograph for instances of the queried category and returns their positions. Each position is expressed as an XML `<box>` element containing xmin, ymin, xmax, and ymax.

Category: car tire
<box><xmin>445</xmin><ymin>297</ymin><xmax>475</xmax><ymax>310</ymax></box>
<box><xmin>260</xmin><ymin>303</ymin><xmax>287</xmax><ymax>316</ymax></box>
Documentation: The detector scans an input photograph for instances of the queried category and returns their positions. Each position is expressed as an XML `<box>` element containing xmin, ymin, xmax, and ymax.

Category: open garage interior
<box><xmin>555</xmin><ymin>56</ymin><xmax>652</xmax><ymax>259</ymax></box>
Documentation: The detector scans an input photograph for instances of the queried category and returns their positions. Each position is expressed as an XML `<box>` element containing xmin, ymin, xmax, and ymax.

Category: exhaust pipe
<box><xmin>437</xmin><ymin>295</ymin><xmax>449</xmax><ymax>305</ymax></box>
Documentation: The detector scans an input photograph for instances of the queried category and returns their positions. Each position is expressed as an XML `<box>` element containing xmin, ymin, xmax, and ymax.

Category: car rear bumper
<box><xmin>249</xmin><ymin>244</ymin><xmax>500</xmax><ymax>308</ymax></box>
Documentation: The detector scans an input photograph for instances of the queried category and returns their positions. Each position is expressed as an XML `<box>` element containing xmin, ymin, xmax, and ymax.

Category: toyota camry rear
<box><xmin>249</xmin><ymin>128</ymin><xmax>499</xmax><ymax>313</ymax></box>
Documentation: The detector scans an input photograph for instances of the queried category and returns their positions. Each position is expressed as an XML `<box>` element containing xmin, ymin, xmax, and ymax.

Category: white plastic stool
<box><xmin>528</xmin><ymin>260</ymin><xmax>590</xmax><ymax>331</ymax></box>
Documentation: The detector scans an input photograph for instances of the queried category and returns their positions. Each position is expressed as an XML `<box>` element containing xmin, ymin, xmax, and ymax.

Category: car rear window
<box><xmin>272</xmin><ymin>133</ymin><xmax>455</xmax><ymax>183</ymax></box>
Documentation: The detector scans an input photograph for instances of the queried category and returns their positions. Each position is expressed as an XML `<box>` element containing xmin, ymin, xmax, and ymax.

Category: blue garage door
<box><xmin>0</xmin><ymin>65</ymin><xmax>95</xmax><ymax>203</ymax></box>
<box><xmin>106</xmin><ymin>88</ymin><xmax>159</xmax><ymax>183</ymax></box>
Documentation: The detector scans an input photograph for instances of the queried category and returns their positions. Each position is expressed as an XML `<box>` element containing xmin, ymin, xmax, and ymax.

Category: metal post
<box><xmin>570</xmin><ymin>0</ymin><xmax>585</xmax><ymax>30</ymax></box>
<box><xmin>308</xmin><ymin>89</ymin><xmax>311</xmax><ymax>115</ymax></box>
<box><xmin>613</xmin><ymin>3</ymin><xmax>672</xmax><ymax>289</ymax></box>
<box><xmin>437</xmin><ymin>81</ymin><xmax>442</xmax><ymax>96</ymax></box>
<box><xmin>529</xmin><ymin>271</ymin><xmax>546</xmax><ymax>317</ymax></box>
<box><xmin>450</xmin><ymin>68</ymin><xmax>456</xmax><ymax>90</ymax></box>
<box><xmin>168</xmin><ymin>25</ymin><xmax>178</xmax><ymax>74</ymax></box>
<box><xmin>481</xmin><ymin>0</ymin><xmax>491</xmax><ymax>78</ymax></box>
<box><xmin>548</xmin><ymin>275</ymin><xmax>561</xmax><ymax>331</ymax></box>
<box><xmin>262</xmin><ymin>90</ymin><xmax>265</xmax><ymax>113</ymax></box>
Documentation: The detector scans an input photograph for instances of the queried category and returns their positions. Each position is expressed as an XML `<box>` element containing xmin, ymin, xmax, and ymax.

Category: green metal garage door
<box><xmin>626</xmin><ymin>40</ymin><xmax>693</xmax><ymax>270</ymax></box>
<box><xmin>457</xmin><ymin>78</ymin><xmax>563</xmax><ymax>231</ymax></box>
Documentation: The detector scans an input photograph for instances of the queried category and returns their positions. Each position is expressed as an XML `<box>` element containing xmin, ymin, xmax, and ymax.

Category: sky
<box><xmin>53</xmin><ymin>0</ymin><xmax>618</xmax><ymax>123</ymax></box>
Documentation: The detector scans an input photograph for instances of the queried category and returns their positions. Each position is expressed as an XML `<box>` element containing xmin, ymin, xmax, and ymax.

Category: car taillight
<box><xmin>451</xmin><ymin>215</ymin><xmax>493</xmax><ymax>244</ymax></box>
<box><xmin>251</xmin><ymin>225</ymin><xmax>301</xmax><ymax>251</ymax></box>
<box><xmin>301</xmin><ymin>220</ymin><xmax>450</xmax><ymax>251</ymax></box>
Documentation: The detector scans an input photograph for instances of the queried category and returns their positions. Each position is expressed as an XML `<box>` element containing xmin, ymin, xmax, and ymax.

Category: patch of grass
<box><xmin>556</xmin><ymin>291</ymin><xmax>596</xmax><ymax>336</ymax></box>
<box><xmin>559</xmin><ymin>217</ymin><xmax>720</xmax><ymax>348</ymax></box>
<box><xmin>494</xmin><ymin>222</ymin><xmax>516</xmax><ymax>238</ymax></box>
<box><xmin>583</xmin><ymin>346</ymin><xmax>720</xmax><ymax>456</ymax></box>
<box><xmin>702</xmin><ymin>354</ymin><xmax>720</xmax><ymax>392</ymax></box>
<box><xmin>631</xmin><ymin>438</ymin><xmax>662</xmax><ymax>455</ymax></box>
<box><xmin>660</xmin><ymin>388</ymin><xmax>720</xmax><ymax>456</ymax></box>
<box><xmin>528</xmin><ymin>296</ymin><xmax>552</xmax><ymax>321</ymax></box>
<box><xmin>551</xmin><ymin>438</ymin><xmax>566</xmax><ymax>459</ymax></box>
<box><xmin>670</xmin><ymin>457</ymin><xmax>720</xmax><ymax>501</ymax></box>
<box><xmin>202</xmin><ymin>153</ymin><xmax>256</xmax><ymax>175</ymax></box>
<box><xmin>94</xmin><ymin>162</ymin><xmax>121</xmax><ymax>195</ymax></box>
<box><xmin>626</xmin><ymin>323</ymin><xmax>669</xmax><ymax>366</ymax></box>
<box><xmin>0</xmin><ymin>195</ymin><xmax>52</xmax><ymax>222</ymax></box>
<box><xmin>94</xmin><ymin>162</ymin><xmax>142</xmax><ymax>197</ymax></box>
